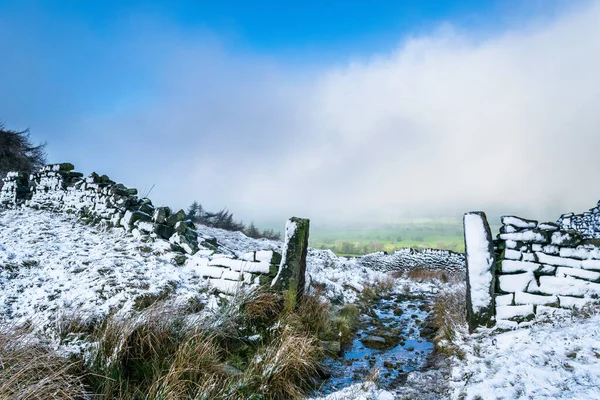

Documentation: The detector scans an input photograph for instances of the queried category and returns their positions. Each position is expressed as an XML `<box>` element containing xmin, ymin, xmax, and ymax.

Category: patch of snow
<box><xmin>451</xmin><ymin>310</ymin><xmax>600</xmax><ymax>399</ymax></box>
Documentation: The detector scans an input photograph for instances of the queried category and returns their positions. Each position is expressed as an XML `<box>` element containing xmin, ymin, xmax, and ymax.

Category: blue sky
<box><xmin>1</xmin><ymin>1</ymin><xmax>598</xmax><ymax>225</ymax></box>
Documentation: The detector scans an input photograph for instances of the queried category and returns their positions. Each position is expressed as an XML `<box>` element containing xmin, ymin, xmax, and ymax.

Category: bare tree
<box><xmin>0</xmin><ymin>123</ymin><xmax>47</xmax><ymax>179</ymax></box>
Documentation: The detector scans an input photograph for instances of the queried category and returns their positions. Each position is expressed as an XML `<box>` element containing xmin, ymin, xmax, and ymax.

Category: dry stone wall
<box><xmin>187</xmin><ymin>250</ymin><xmax>281</xmax><ymax>295</ymax></box>
<box><xmin>358</xmin><ymin>248</ymin><xmax>465</xmax><ymax>274</ymax></box>
<box><xmin>465</xmin><ymin>205</ymin><xmax>600</xmax><ymax>330</ymax></box>
<box><xmin>0</xmin><ymin>163</ymin><xmax>290</xmax><ymax>296</ymax></box>
<box><xmin>556</xmin><ymin>202</ymin><xmax>600</xmax><ymax>238</ymax></box>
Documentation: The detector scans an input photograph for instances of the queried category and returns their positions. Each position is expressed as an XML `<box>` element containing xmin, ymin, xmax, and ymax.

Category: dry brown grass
<box><xmin>147</xmin><ymin>332</ymin><xmax>229</xmax><ymax>399</ymax></box>
<box><xmin>431</xmin><ymin>284</ymin><xmax>467</xmax><ymax>358</ymax></box>
<box><xmin>242</xmin><ymin>290</ymin><xmax>284</xmax><ymax>328</ymax></box>
<box><xmin>236</xmin><ymin>329</ymin><xmax>324</xmax><ymax>399</ymax></box>
<box><xmin>0</xmin><ymin>330</ymin><xmax>86</xmax><ymax>400</ymax></box>
<box><xmin>295</xmin><ymin>291</ymin><xmax>331</xmax><ymax>338</ymax></box>
<box><xmin>404</xmin><ymin>268</ymin><xmax>449</xmax><ymax>282</ymax></box>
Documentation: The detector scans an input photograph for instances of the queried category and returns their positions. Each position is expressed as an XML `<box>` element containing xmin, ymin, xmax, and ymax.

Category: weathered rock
<box><xmin>153</xmin><ymin>207</ymin><xmax>170</xmax><ymax>224</ymax></box>
<box><xmin>169</xmin><ymin>232</ymin><xmax>198</xmax><ymax>254</ymax></box>
<box><xmin>139</xmin><ymin>203</ymin><xmax>154</xmax><ymax>215</ymax></box>
<box><xmin>360</xmin><ymin>335</ymin><xmax>388</xmax><ymax>350</ymax></box>
<box><xmin>271</xmin><ymin>217</ymin><xmax>310</xmax><ymax>304</ymax></box>
<box><xmin>56</xmin><ymin>162</ymin><xmax>75</xmax><ymax>172</ymax></box>
<box><xmin>154</xmin><ymin>223</ymin><xmax>175</xmax><ymax>240</ymax></box>
<box><xmin>111</xmin><ymin>184</ymin><xmax>129</xmax><ymax>197</ymax></box>
<box><xmin>166</xmin><ymin>209</ymin><xmax>186</xmax><ymax>227</ymax></box>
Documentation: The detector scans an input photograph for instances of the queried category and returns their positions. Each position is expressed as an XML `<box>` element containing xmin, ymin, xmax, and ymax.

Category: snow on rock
<box><xmin>463</xmin><ymin>212</ymin><xmax>495</xmax><ymax>330</ymax></box>
<box><xmin>497</xmin><ymin>272</ymin><xmax>534</xmax><ymax>293</ymax></box>
<box><xmin>495</xmin><ymin>304</ymin><xmax>534</xmax><ymax>321</ymax></box>
<box><xmin>501</xmin><ymin>216</ymin><xmax>538</xmax><ymax>229</ymax></box>
<box><xmin>499</xmin><ymin>230</ymin><xmax>548</xmax><ymax>243</ymax></box>
<box><xmin>501</xmin><ymin>260</ymin><xmax>540</xmax><ymax>273</ymax></box>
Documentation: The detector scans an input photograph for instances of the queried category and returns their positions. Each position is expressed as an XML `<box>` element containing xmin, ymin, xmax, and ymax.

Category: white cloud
<box><xmin>3</xmin><ymin>1</ymin><xmax>600</xmax><ymax>224</ymax></box>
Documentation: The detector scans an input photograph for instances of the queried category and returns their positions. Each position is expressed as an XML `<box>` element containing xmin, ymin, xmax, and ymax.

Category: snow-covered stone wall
<box><xmin>0</xmin><ymin>163</ymin><xmax>283</xmax><ymax>295</ymax></box>
<box><xmin>556</xmin><ymin>202</ymin><xmax>600</xmax><ymax>238</ymax></box>
<box><xmin>465</xmin><ymin>206</ymin><xmax>600</xmax><ymax>330</ymax></box>
<box><xmin>187</xmin><ymin>250</ymin><xmax>281</xmax><ymax>295</ymax></box>
<box><xmin>1</xmin><ymin>163</ymin><xmax>201</xmax><ymax>255</ymax></box>
<box><xmin>0</xmin><ymin>172</ymin><xmax>29</xmax><ymax>206</ymax></box>
<box><xmin>357</xmin><ymin>248</ymin><xmax>465</xmax><ymax>274</ymax></box>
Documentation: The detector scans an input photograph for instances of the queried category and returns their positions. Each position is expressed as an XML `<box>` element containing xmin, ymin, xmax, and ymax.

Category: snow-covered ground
<box><xmin>0</xmin><ymin>209</ymin><xmax>209</xmax><ymax>335</ymax></box>
<box><xmin>3</xmin><ymin>207</ymin><xmax>600</xmax><ymax>399</ymax></box>
<box><xmin>451</xmin><ymin>309</ymin><xmax>600</xmax><ymax>400</ymax></box>
<box><xmin>0</xmin><ymin>208</ymin><xmax>388</xmax><ymax>340</ymax></box>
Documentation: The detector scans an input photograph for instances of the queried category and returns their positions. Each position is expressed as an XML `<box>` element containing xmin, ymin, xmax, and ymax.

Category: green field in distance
<box><xmin>308</xmin><ymin>217</ymin><xmax>500</xmax><ymax>257</ymax></box>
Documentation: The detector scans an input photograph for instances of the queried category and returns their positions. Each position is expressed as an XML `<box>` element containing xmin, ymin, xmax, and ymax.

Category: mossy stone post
<box><xmin>464</xmin><ymin>211</ymin><xmax>496</xmax><ymax>332</ymax></box>
<box><xmin>271</xmin><ymin>217</ymin><xmax>310</xmax><ymax>307</ymax></box>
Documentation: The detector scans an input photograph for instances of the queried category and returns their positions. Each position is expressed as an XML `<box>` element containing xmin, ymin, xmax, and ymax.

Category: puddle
<box><xmin>315</xmin><ymin>289</ymin><xmax>435</xmax><ymax>395</ymax></box>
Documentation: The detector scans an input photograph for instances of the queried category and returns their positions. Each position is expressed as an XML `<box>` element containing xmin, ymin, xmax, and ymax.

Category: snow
<box><xmin>451</xmin><ymin>310</ymin><xmax>600</xmax><ymax>399</ymax></box>
<box><xmin>501</xmin><ymin>216</ymin><xmax>537</xmax><ymax>229</ymax></box>
<box><xmin>0</xmin><ymin>209</ymin><xmax>210</xmax><ymax>335</ymax></box>
<box><xmin>535</xmin><ymin>276</ymin><xmax>600</xmax><ymax>297</ymax></box>
<box><xmin>309</xmin><ymin>382</ymin><xmax>394</xmax><ymax>400</ymax></box>
<box><xmin>495</xmin><ymin>293</ymin><xmax>514</xmax><ymax>306</ymax></box>
<box><xmin>537</xmin><ymin>252</ymin><xmax>600</xmax><ymax>271</ymax></box>
<box><xmin>501</xmin><ymin>260</ymin><xmax>540</xmax><ymax>273</ymax></box>
<box><xmin>538</xmin><ymin>222</ymin><xmax>559</xmax><ymax>231</ymax></box>
<box><xmin>463</xmin><ymin>213</ymin><xmax>494</xmax><ymax>312</ymax></box>
<box><xmin>499</xmin><ymin>230</ymin><xmax>547</xmax><ymax>243</ymax></box>
<box><xmin>495</xmin><ymin>304</ymin><xmax>534</xmax><ymax>320</ymax></box>
<box><xmin>514</xmin><ymin>291</ymin><xmax>558</xmax><ymax>306</ymax></box>
<box><xmin>497</xmin><ymin>272</ymin><xmax>534</xmax><ymax>293</ymax></box>
<box><xmin>271</xmin><ymin>220</ymin><xmax>297</xmax><ymax>288</ymax></box>
<box><xmin>556</xmin><ymin>267</ymin><xmax>600</xmax><ymax>282</ymax></box>
<box><xmin>504</xmin><ymin>249</ymin><xmax>521</xmax><ymax>260</ymax></box>
<box><xmin>560</xmin><ymin>246</ymin><xmax>600</xmax><ymax>260</ymax></box>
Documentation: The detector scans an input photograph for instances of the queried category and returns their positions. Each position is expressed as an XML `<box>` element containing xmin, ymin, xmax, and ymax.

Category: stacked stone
<box><xmin>187</xmin><ymin>250</ymin><xmax>282</xmax><ymax>295</ymax></box>
<box><xmin>495</xmin><ymin>215</ymin><xmax>600</xmax><ymax>327</ymax></box>
<box><xmin>0</xmin><ymin>171</ymin><xmax>30</xmax><ymax>206</ymax></box>
<box><xmin>358</xmin><ymin>248</ymin><xmax>465</xmax><ymax>274</ymax></box>
<box><xmin>556</xmin><ymin>202</ymin><xmax>600</xmax><ymax>239</ymax></box>
<box><xmin>1</xmin><ymin>163</ymin><xmax>200</xmax><ymax>254</ymax></box>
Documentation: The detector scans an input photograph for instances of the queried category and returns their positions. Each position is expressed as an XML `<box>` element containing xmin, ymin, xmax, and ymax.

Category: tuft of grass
<box><xmin>295</xmin><ymin>291</ymin><xmax>331</xmax><ymax>338</ymax></box>
<box><xmin>242</xmin><ymin>291</ymin><xmax>284</xmax><ymax>329</ymax></box>
<box><xmin>331</xmin><ymin>304</ymin><xmax>360</xmax><ymax>346</ymax></box>
<box><xmin>234</xmin><ymin>329</ymin><xmax>324</xmax><ymax>399</ymax></box>
<box><xmin>431</xmin><ymin>284</ymin><xmax>467</xmax><ymax>358</ymax></box>
<box><xmin>147</xmin><ymin>332</ymin><xmax>229</xmax><ymax>399</ymax></box>
<box><xmin>0</xmin><ymin>330</ymin><xmax>86</xmax><ymax>399</ymax></box>
<box><xmin>85</xmin><ymin>302</ymin><xmax>185</xmax><ymax>398</ymax></box>
<box><xmin>361</xmin><ymin>276</ymin><xmax>395</xmax><ymax>302</ymax></box>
